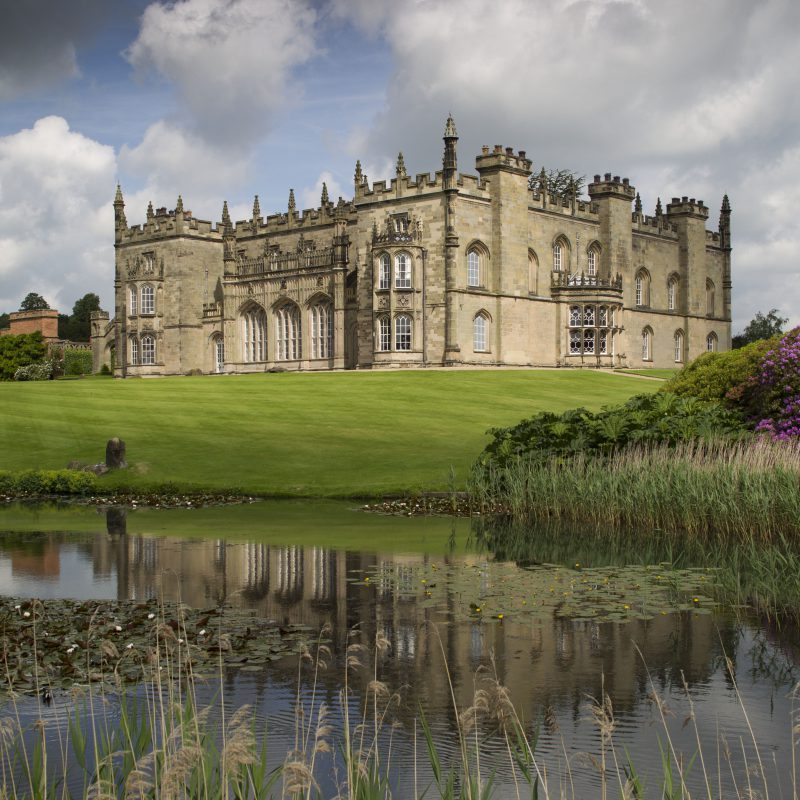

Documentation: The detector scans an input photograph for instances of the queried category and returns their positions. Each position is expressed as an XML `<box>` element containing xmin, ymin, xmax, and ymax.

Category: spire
<box><xmin>175</xmin><ymin>194</ymin><xmax>184</xmax><ymax>214</ymax></box>
<box><xmin>113</xmin><ymin>184</ymin><xmax>127</xmax><ymax>230</ymax></box>
<box><xmin>634</xmin><ymin>192</ymin><xmax>642</xmax><ymax>216</ymax></box>
<box><xmin>655</xmin><ymin>197</ymin><xmax>663</xmax><ymax>217</ymax></box>
<box><xmin>721</xmin><ymin>194</ymin><xmax>731</xmax><ymax>213</ymax></box>
<box><xmin>221</xmin><ymin>200</ymin><xmax>231</xmax><ymax>229</ymax></box>
<box><xmin>288</xmin><ymin>188</ymin><xmax>296</xmax><ymax>213</ymax></box>
<box><xmin>444</xmin><ymin>113</ymin><xmax>458</xmax><ymax>139</ymax></box>
<box><xmin>396</xmin><ymin>152</ymin><xmax>407</xmax><ymax>179</ymax></box>
<box><xmin>222</xmin><ymin>201</ymin><xmax>236</xmax><ymax>269</ymax></box>
<box><xmin>252</xmin><ymin>194</ymin><xmax>261</xmax><ymax>219</ymax></box>
<box><xmin>354</xmin><ymin>160</ymin><xmax>363</xmax><ymax>186</ymax></box>
<box><xmin>539</xmin><ymin>167</ymin><xmax>548</xmax><ymax>193</ymax></box>
<box><xmin>719</xmin><ymin>194</ymin><xmax>731</xmax><ymax>249</ymax></box>
<box><xmin>320</xmin><ymin>182</ymin><xmax>329</xmax><ymax>206</ymax></box>
<box><xmin>442</xmin><ymin>115</ymin><xmax>458</xmax><ymax>188</ymax></box>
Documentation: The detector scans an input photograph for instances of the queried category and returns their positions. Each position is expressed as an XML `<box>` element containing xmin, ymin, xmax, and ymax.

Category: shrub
<box><xmin>749</xmin><ymin>327</ymin><xmax>800</xmax><ymax>440</ymax></box>
<box><xmin>0</xmin><ymin>469</ymin><xmax>98</xmax><ymax>495</ymax></box>
<box><xmin>661</xmin><ymin>334</ymin><xmax>782</xmax><ymax>404</ymax></box>
<box><xmin>99</xmin><ymin>363</ymin><xmax>112</xmax><ymax>375</ymax></box>
<box><xmin>476</xmin><ymin>392</ymin><xmax>745</xmax><ymax>472</ymax></box>
<box><xmin>13</xmin><ymin>358</ymin><xmax>57</xmax><ymax>381</ymax></box>
<box><xmin>63</xmin><ymin>348</ymin><xmax>93</xmax><ymax>376</ymax></box>
<box><xmin>0</xmin><ymin>331</ymin><xmax>47</xmax><ymax>380</ymax></box>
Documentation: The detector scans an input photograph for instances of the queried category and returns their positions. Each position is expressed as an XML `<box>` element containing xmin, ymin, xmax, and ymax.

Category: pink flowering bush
<box><xmin>749</xmin><ymin>327</ymin><xmax>800</xmax><ymax>440</ymax></box>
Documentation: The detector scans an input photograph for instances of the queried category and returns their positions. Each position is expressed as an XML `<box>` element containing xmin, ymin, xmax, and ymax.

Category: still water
<box><xmin>1</xmin><ymin>500</ymin><xmax>797</xmax><ymax>797</ymax></box>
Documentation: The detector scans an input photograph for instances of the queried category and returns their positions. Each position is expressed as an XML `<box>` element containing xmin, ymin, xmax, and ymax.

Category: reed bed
<box><xmin>468</xmin><ymin>438</ymin><xmax>800</xmax><ymax>542</ymax></box>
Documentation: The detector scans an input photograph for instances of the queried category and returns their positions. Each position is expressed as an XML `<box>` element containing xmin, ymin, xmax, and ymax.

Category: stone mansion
<box><xmin>91</xmin><ymin>116</ymin><xmax>732</xmax><ymax>375</ymax></box>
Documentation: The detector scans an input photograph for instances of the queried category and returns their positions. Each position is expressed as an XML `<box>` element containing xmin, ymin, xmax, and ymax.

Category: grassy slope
<box><xmin>0</xmin><ymin>371</ymin><xmax>654</xmax><ymax>496</ymax></box>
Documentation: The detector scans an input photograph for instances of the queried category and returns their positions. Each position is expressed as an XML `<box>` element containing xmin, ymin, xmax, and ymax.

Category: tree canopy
<box><xmin>57</xmin><ymin>293</ymin><xmax>101</xmax><ymax>342</ymax></box>
<box><xmin>732</xmin><ymin>309</ymin><xmax>788</xmax><ymax>349</ymax></box>
<box><xmin>19</xmin><ymin>293</ymin><xmax>50</xmax><ymax>311</ymax></box>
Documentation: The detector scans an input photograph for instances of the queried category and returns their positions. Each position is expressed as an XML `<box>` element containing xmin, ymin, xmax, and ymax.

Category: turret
<box><xmin>588</xmin><ymin>174</ymin><xmax>636</xmax><ymax>283</ymax></box>
<box><xmin>666</xmin><ymin>196</ymin><xmax>710</xmax><ymax>317</ymax></box>
<box><xmin>114</xmin><ymin>185</ymin><xmax>127</xmax><ymax>242</ymax></box>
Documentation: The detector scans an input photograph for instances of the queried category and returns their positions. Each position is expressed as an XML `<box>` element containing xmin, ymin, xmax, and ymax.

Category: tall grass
<box><xmin>468</xmin><ymin>438</ymin><xmax>800</xmax><ymax>542</ymax></box>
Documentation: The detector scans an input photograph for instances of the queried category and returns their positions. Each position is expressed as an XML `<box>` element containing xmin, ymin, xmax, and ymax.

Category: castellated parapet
<box><xmin>94</xmin><ymin>117</ymin><xmax>732</xmax><ymax>376</ymax></box>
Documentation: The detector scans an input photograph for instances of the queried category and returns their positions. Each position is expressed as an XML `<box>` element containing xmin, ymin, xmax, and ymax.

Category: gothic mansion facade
<box><xmin>91</xmin><ymin>117</ymin><xmax>732</xmax><ymax>376</ymax></box>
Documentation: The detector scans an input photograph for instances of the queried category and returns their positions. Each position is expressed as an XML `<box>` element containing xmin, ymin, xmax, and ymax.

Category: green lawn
<box><xmin>615</xmin><ymin>368</ymin><xmax>679</xmax><ymax>380</ymax></box>
<box><xmin>0</xmin><ymin>371</ymin><xmax>655</xmax><ymax>496</ymax></box>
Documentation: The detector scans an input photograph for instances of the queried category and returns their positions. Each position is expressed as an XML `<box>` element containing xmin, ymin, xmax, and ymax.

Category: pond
<box><xmin>0</xmin><ymin>500</ymin><xmax>797</xmax><ymax>798</ymax></box>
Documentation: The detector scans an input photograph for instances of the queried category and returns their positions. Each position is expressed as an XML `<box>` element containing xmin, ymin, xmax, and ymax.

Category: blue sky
<box><xmin>1</xmin><ymin>0</ymin><xmax>798</xmax><ymax>331</ymax></box>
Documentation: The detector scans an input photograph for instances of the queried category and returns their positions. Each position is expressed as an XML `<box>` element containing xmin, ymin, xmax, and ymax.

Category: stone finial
<box><xmin>721</xmin><ymin>194</ymin><xmax>731</xmax><ymax>213</ymax></box>
<box><xmin>396</xmin><ymin>152</ymin><xmax>407</xmax><ymax>178</ymax></box>
<box><xmin>176</xmin><ymin>194</ymin><xmax>184</xmax><ymax>214</ymax></box>
<box><xmin>146</xmin><ymin>200</ymin><xmax>154</xmax><ymax>220</ymax></box>
<box><xmin>354</xmin><ymin>160</ymin><xmax>363</xmax><ymax>185</ymax></box>
<box><xmin>114</xmin><ymin>184</ymin><xmax>124</xmax><ymax>204</ymax></box>
<box><xmin>222</xmin><ymin>200</ymin><xmax>231</xmax><ymax>228</ymax></box>
<box><xmin>539</xmin><ymin>167</ymin><xmax>548</xmax><ymax>193</ymax></box>
<box><xmin>655</xmin><ymin>197</ymin><xmax>663</xmax><ymax>217</ymax></box>
<box><xmin>444</xmin><ymin>113</ymin><xmax>458</xmax><ymax>138</ymax></box>
<box><xmin>252</xmin><ymin>194</ymin><xmax>261</xmax><ymax>219</ymax></box>
<box><xmin>321</xmin><ymin>182</ymin><xmax>329</xmax><ymax>206</ymax></box>
<box><xmin>288</xmin><ymin>188</ymin><xmax>296</xmax><ymax>212</ymax></box>
<box><xmin>113</xmin><ymin>184</ymin><xmax>126</xmax><ymax>228</ymax></box>
<box><xmin>634</xmin><ymin>192</ymin><xmax>643</xmax><ymax>215</ymax></box>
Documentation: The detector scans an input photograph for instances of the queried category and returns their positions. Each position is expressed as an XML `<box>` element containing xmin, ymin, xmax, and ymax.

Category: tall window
<box><xmin>378</xmin><ymin>253</ymin><xmax>390</xmax><ymax>290</ymax></box>
<box><xmin>706</xmin><ymin>279</ymin><xmax>715</xmax><ymax>316</ymax></box>
<box><xmin>141</xmin><ymin>285</ymin><xmax>155</xmax><ymax>315</ymax></box>
<box><xmin>130</xmin><ymin>337</ymin><xmax>138</xmax><ymax>365</ymax></box>
<box><xmin>467</xmin><ymin>250</ymin><xmax>480</xmax><ymax>287</ymax></box>
<box><xmin>141</xmin><ymin>335</ymin><xmax>155</xmax><ymax>365</ymax></box>
<box><xmin>667</xmin><ymin>276</ymin><xmax>678</xmax><ymax>311</ymax></box>
<box><xmin>310</xmin><ymin>301</ymin><xmax>332</xmax><ymax>359</ymax></box>
<box><xmin>553</xmin><ymin>242</ymin><xmax>563</xmax><ymax>272</ymax></box>
<box><xmin>129</xmin><ymin>287</ymin><xmax>138</xmax><ymax>315</ymax></box>
<box><xmin>674</xmin><ymin>330</ymin><xmax>684</xmax><ymax>362</ymax></box>
<box><xmin>569</xmin><ymin>304</ymin><xmax>614</xmax><ymax>356</ymax></box>
<box><xmin>378</xmin><ymin>316</ymin><xmax>391</xmax><ymax>351</ymax></box>
<box><xmin>215</xmin><ymin>337</ymin><xmax>224</xmax><ymax>373</ymax></box>
<box><xmin>528</xmin><ymin>250</ymin><xmax>539</xmax><ymax>294</ymax></box>
<box><xmin>395</xmin><ymin>314</ymin><xmax>412</xmax><ymax>351</ymax></box>
<box><xmin>707</xmin><ymin>332</ymin><xmax>718</xmax><ymax>352</ymax></box>
<box><xmin>587</xmin><ymin>248</ymin><xmax>598</xmax><ymax>276</ymax></box>
<box><xmin>641</xmin><ymin>328</ymin><xmax>652</xmax><ymax>361</ymax></box>
<box><xmin>276</xmin><ymin>304</ymin><xmax>301</xmax><ymax>360</ymax></box>
<box><xmin>473</xmin><ymin>314</ymin><xmax>488</xmax><ymax>352</ymax></box>
<box><xmin>635</xmin><ymin>270</ymin><xmax>650</xmax><ymax>307</ymax></box>
<box><xmin>395</xmin><ymin>253</ymin><xmax>411</xmax><ymax>288</ymax></box>
<box><xmin>242</xmin><ymin>306</ymin><xmax>267</xmax><ymax>362</ymax></box>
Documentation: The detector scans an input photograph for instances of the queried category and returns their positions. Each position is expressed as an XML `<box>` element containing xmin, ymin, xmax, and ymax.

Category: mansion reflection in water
<box><xmin>83</xmin><ymin>515</ymin><xmax>730</xmax><ymax>715</ymax></box>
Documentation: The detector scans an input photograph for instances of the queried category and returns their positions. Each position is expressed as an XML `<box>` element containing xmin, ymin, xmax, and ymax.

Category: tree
<box><xmin>528</xmin><ymin>167</ymin><xmax>586</xmax><ymax>198</ymax></box>
<box><xmin>19</xmin><ymin>292</ymin><xmax>50</xmax><ymax>311</ymax></box>
<box><xmin>732</xmin><ymin>309</ymin><xmax>788</xmax><ymax>349</ymax></box>
<box><xmin>0</xmin><ymin>312</ymin><xmax>9</xmax><ymax>330</ymax></box>
<box><xmin>56</xmin><ymin>293</ymin><xmax>101</xmax><ymax>341</ymax></box>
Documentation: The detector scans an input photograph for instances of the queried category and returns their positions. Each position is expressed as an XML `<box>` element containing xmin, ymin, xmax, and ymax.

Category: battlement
<box><xmin>588</xmin><ymin>174</ymin><xmax>636</xmax><ymax>201</ymax></box>
<box><xmin>120</xmin><ymin>204</ymin><xmax>220</xmax><ymax>244</ymax></box>
<box><xmin>475</xmin><ymin>145</ymin><xmax>532</xmax><ymax>176</ymax></box>
<box><xmin>666</xmin><ymin>196</ymin><xmax>709</xmax><ymax>220</ymax></box>
<box><xmin>632</xmin><ymin>214</ymin><xmax>678</xmax><ymax>238</ymax></box>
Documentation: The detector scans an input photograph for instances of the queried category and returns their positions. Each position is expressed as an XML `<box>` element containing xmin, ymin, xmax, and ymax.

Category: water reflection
<box><xmin>0</xmin><ymin>505</ymin><xmax>797</xmax><ymax>797</ymax></box>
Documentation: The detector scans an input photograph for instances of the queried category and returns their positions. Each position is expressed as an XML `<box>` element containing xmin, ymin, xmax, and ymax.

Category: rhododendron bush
<box><xmin>751</xmin><ymin>327</ymin><xmax>800</xmax><ymax>440</ymax></box>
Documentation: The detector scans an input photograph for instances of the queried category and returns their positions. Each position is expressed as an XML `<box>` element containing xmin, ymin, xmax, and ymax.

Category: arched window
<box><xmin>129</xmin><ymin>286</ymin><xmax>138</xmax><ymax>315</ymax></box>
<box><xmin>130</xmin><ymin>336</ymin><xmax>138</xmax><ymax>365</ymax></box>
<box><xmin>674</xmin><ymin>330</ymin><xmax>684</xmax><ymax>363</ymax></box>
<box><xmin>141</xmin><ymin>284</ymin><xmax>155</xmax><ymax>315</ymax></box>
<box><xmin>141</xmin><ymin>334</ymin><xmax>155</xmax><ymax>365</ymax></box>
<box><xmin>213</xmin><ymin>336</ymin><xmax>224</xmax><ymax>373</ymax></box>
<box><xmin>667</xmin><ymin>275</ymin><xmax>679</xmax><ymax>311</ymax></box>
<box><xmin>707</xmin><ymin>332</ymin><xmax>718</xmax><ymax>352</ymax></box>
<box><xmin>309</xmin><ymin>301</ymin><xmax>332</xmax><ymax>359</ymax></box>
<box><xmin>241</xmin><ymin>306</ymin><xmax>267</xmax><ymax>362</ymax></box>
<box><xmin>641</xmin><ymin>327</ymin><xmax>653</xmax><ymax>361</ymax></box>
<box><xmin>276</xmin><ymin>304</ymin><xmax>301</xmax><ymax>360</ymax></box>
<box><xmin>395</xmin><ymin>252</ymin><xmax>411</xmax><ymax>288</ymax></box>
<box><xmin>377</xmin><ymin>316</ymin><xmax>391</xmax><ymax>351</ymax></box>
<box><xmin>473</xmin><ymin>313</ymin><xmax>489</xmax><ymax>352</ymax></box>
<box><xmin>467</xmin><ymin>250</ymin><xmax>481</xmax><ymax>287</ymax></box>
<box><xmin>706</xmin><ymin>279</ymin><xmax>716</xmax><ymax>316</ymax></box>
<box><xmin>378</xmin><ymin>253</ymin><xmax>390</xmax><ymax>290</ymax></box>
<box><xmin>569</xmin><ymin>306</ymin><xmax>581</xmax><ymax>327</ymax></box>
<box><xmin>553</xmin><ymin>242</ymin><xmax>563</xmax><ymax>272</ymax></box>
<box><xmin>635</xmin><ymin>269</ymin><xmax>650</xmax><ymax>307</ymax></box>
<box><xmin>528</xmin><ymin>250</ymin><xmax>539</xmax><ymax>294</ymax></box>
<box><xmin>587</xmin><ymin>245</ymin><xmax>599</xmax><ymax>277</ymax></box>
<box><xmin>395</xmin><ymin>314</ymin><xmax>412</xmax><ymax>351</ymax></box>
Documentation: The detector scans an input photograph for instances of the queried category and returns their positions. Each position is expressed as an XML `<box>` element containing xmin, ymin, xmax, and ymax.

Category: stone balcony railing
<box><xmin>551</xmin><ymin>271</ymin><xmax>623</xmax><ymax>290</ymax></box>
<box><xmin>235</xmin><ymin>247</ymin><xmax>336</xmax><ymax>277</ymax></box>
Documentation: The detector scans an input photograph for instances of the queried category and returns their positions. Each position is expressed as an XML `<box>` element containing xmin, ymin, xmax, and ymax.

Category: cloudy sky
<box><xmin>0</xmin><ymin>0</ymin><xmax>797</xmax><ymax>330</ymax></box>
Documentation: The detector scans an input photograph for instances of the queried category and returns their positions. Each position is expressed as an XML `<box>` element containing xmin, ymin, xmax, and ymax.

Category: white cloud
<box><xmin>126</xmin><ymin>0</ymin><xmax>317</xmax><ymax>146</ymax></box>
<box><xmin>299</xmin><ymin>170</ymin><xmax>345</xmax><ymax>212</ymax></box>
<box><xmin>0</xmin><ymin>117</ymin><xmax>115</xmax><ymax>314</ymax></box>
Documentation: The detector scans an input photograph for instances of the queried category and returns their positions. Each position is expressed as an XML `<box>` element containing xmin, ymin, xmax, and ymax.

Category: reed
<box><xmin>468</xmin><ymin>437</ymin><xmax>800</xmax><ymax>543</ymax></box>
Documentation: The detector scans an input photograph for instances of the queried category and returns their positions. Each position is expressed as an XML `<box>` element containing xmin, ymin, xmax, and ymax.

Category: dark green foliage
<box><xmin>100</xmin><ymin>363</ymin><xmax>112</xmax><ymax>375</ymax></box>
<box><xmin>0</xmin><ymin>331</ymin><xmax>47</xmax><ymax>380</ymax></box>
<box><xmin>477</xmin><ymin>392</ymin><xmax>745</xmax><ymax>471</ymax></box>
<box><xmin>63</xmin><ymin>348</ymin><xmax>93</xmax><ymax>376</ymax></box>
<box><xmin>0</xmin><ymin>312</ymin><xmax>9</xmax><ymax>330</ymax></box>
<box><xmin>661</xmin><ymin>334</ymin><xmax>782</xmax><ymax>404</ymax></box>
<box><xmin>19</xmin><ymin>292</ymin><xmax>49</xmax><ymax>311</ymax></box>
<box><xmin>0</xmin><ymin>469</ymin><xmax>98</xmax><ymax>495</ymax></box>
<box><xmin>57</xmin><ymin>292</ymin><xmax>101</xmax><ymax>341</ymax></box>
<box><xmin>732</xmin><ymin>308</ymin><xmax>787</xmax><ymax>349</ymax></box>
